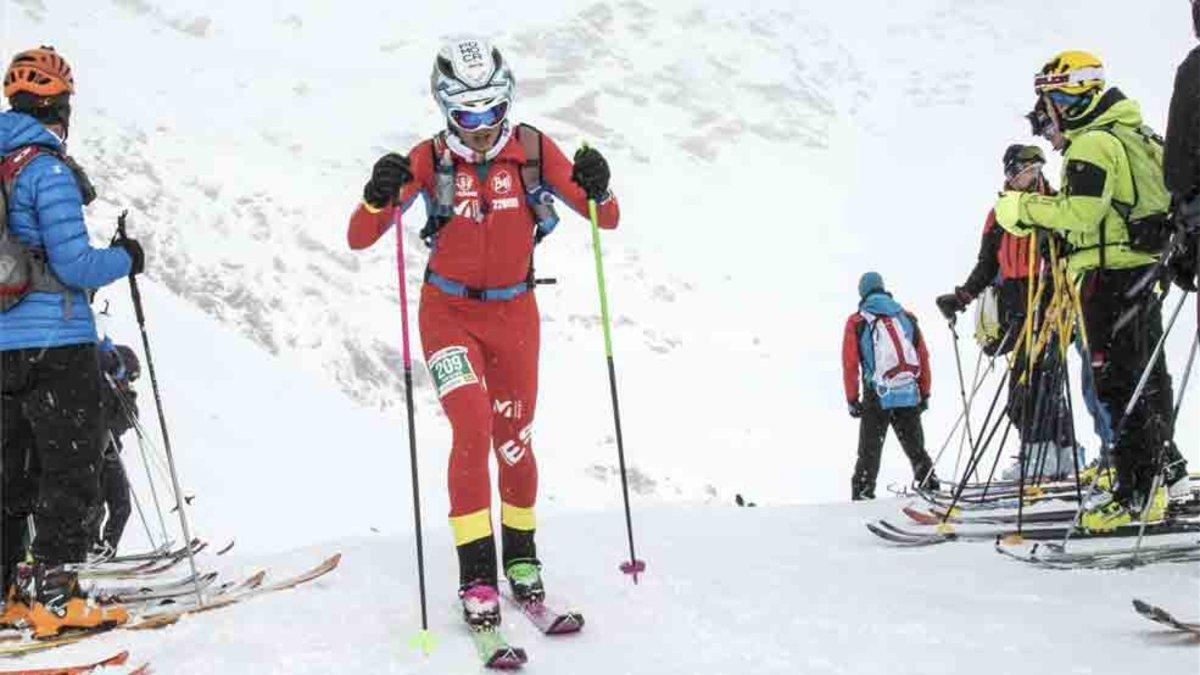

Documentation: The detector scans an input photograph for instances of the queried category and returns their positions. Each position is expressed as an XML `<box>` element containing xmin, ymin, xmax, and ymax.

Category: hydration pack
<box><xmin>862</xmin><ymin>311</ymin><xmax>922</xmax><ymax>409</ymax></box>
<box><xmin>1098</xmin><ymin>123</ymin><xmax>1173</xmax><ymax>257</ymax></box>
<box><xmin>0</xmin><ymin>145</ymin><xmax>71</xmax><ymax>312</ymax></box>
<box><xmin>419</xmin><ymin>123</ymin><xmax>560</xmax><ymax>249</ymax></box>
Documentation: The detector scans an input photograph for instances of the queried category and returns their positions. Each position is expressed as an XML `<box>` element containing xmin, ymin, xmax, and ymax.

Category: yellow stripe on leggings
<box><xmin>501</xmin><ymin>503</ymin><xmax>536</xmax><ymax>531</ymax></box>
<box><xmin>450</xmin><ymin>508</ymin><xmax>492</xmax><ymax>546</ymax></box>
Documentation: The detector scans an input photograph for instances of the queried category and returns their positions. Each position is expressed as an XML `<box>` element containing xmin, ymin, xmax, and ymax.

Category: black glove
<box><xmin>918</xmin><ymin>396</ymin><xmax>929</xmax><ymax>414</ymax></box>
<box><xmin>1167</xmin><ymin>234</ymin><xmax>1199</xmax><ymax>292</ymax></box>
<box><xmin>848</xmin><ymin>401</ymin><xmax>864</xmax><ymax>418</ymax></box>
<box><xmin>935</xmin><ymin>289</ymin><xmax>968</xmax><ymax>321</ymax></box>
<box><xmin>571</xmin><ymin>147</ymin><xmax>610</xmax><ymax>201</ymax></box>
<box><xmin>114</xmin><ymin>237</ymin><xmax>144</xmax><ymax>276</ymax></box>
<box><xmin>363</xmin><ymin>153</ymin><xmax>413</xmax><ymax>209</ymax></box>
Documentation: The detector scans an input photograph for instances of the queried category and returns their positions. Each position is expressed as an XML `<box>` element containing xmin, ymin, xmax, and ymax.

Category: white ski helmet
<box><xmin>430</xmin><ymin>37</ymin><xmax>515</xmax><ymax>131</ymax></box>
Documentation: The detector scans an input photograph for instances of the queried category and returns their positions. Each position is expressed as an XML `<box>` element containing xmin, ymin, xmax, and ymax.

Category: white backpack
<box><xmin>862</xmin><ymin>311</ymin><xmax>921</xmax><ymax>409</ymax></box>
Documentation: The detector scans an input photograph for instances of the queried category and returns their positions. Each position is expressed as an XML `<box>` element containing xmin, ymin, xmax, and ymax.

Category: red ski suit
<box><xmin>348</xmin><ymin>126</ymin><xmax>619</xmax><ymax>548</ymax></box>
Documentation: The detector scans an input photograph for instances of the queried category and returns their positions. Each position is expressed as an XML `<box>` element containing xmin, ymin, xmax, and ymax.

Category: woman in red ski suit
<box><xmin>347</xmin><ymin>38</ymin><xmax>619</xmax><ymax>616</ymax></box>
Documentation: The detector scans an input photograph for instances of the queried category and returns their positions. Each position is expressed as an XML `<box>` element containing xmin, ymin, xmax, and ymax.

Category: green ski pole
<box><xmin>582</xmin><ymin>145</ymin><xmax>645</xmax><ymax>583</ymax></box>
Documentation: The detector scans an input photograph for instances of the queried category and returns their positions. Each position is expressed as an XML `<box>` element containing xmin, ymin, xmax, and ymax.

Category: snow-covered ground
<box><xmin>11</xmin><ymin>499</ymin><xmax>1200</xmax><ymax>674</ymax></box>
<box><xmin>1</xmin><ymin>0</ymin><xmax>1198</xmax><ymax>672</ymax></box>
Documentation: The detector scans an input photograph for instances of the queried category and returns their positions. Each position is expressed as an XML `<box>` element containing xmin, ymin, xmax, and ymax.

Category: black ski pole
<box><xmin>116</xmin><ymin>211</ymin><xmax>204</xmax><ymax>607</ymax></box>
<box><xmin>391</xmin><ymin>208</ymin><xmax>434</xmax><ymax>654</ymax></box>
<box><xmin>1133</xmin><ymin>316</ymin><xmax>1200</xmax><ymax>559</ymax></box>
<box><xmin>946</xmin><ymin>319</ymin><xmax>979</xmax><ymax>486</ymax></box>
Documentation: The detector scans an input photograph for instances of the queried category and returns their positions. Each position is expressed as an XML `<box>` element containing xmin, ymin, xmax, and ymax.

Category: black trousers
<box><xmin>1</xmin><ymin>345</ymin><xmax>105</xmax><ymax>583</ymax></box>
<box><xmin>89</xmin><ymin>442</ymin><xmax>131</xmax><ymax>551</ymax></box>
<box><xmin>1007</xmin><ymin>342</ymin><xmax>1072</xmax><ymax>447</ymax></box>
<box><xmin>853</xmin><ymin>393</ymin><xmax>935</xmax><ymax>497</ymax></box>
<box><xmin>1082</xmin><ymin>266</ymin><xmax>1178</xmax><ymax>502</ymax></box>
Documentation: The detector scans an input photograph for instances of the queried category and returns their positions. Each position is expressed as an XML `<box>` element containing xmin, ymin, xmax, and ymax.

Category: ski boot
<box><xmin>505</xmin><ymin>560</ymin><xmax>545</xmax><ymax>604</ymax></box>
<box><xmin>1079</xmin><ymin>487</ymin><xmax>1167</xmax><ymax>532</ymax></box>
<box><xmin>0</xmin><ymin>585</ymin><xmax>30</xmax><ymax>628</ymax></box>
<box><xmin>459</xmin><ymin>581</ymin><xmax>501</xmax><ymax>629</ymax></box>
<box><xmin>917</xmin><ymin>472</ymin><xmax>940</xmax><ymax>493</ymax></box>
<box><xmin>1078</xmin><ymin>461</ymin><xmax>1115</xmax><ymax>489</ymax></box>
<box><xmin>23</xmin><ymin>565</ymin><xmax>128</xmax><ymax>639</ymax></box>
<box><xmin>1164</xmin><ymin>460</ymin><xmax>1193</xmax><ymax>503</ymax></box>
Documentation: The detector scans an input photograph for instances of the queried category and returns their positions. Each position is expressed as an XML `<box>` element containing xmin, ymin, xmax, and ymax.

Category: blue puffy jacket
<box><xmin>1</xmin><ymin>111</ymin><xmax>131</xmax><ymax>350</ymax></box>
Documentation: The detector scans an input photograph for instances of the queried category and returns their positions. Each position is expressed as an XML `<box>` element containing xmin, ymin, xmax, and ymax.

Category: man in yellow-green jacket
<box><xmin>992</xmin><ymin>50</ymin><xmax>1188</xmax><ymax>530</ymax></box>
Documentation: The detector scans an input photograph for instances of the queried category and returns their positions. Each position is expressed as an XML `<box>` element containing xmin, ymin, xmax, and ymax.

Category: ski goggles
<box><xmin>449</xmin><ymin>100</ymin><xmax>510</xmax><ymax>131</ymax></box>
<box><xmin>1026</xmin><ymin>95</ymin><xmax>1058</xmax><ymax>139</ymax></box>
<box><xmin>1003</xmin><ymin>146</ymin><xmax>1046</xmax><ymax>179</ymax></box>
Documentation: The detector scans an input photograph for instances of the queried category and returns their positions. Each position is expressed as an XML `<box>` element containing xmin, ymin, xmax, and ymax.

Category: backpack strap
<box><xmin>1</xmin><ymin>144</ymin><xmax>73</xmax><ymax>313</ymax></box>
<box><xmin>516</xmin><ymin>123</ymin><xmax>543</xmax><ymax>191</ymax></box>
<box><xmin>516</xmin><ymin>123</ymin><xmax>559</xmax><ymax>245</ymax></box>
<box><xmin>419</xmin><ymin>131</ymin><xmax>452</xmax><ymax>248</ymax></box>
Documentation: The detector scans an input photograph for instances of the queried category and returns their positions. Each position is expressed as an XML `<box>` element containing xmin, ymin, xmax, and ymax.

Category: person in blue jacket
<box><xmin>0</xmin><ymin>46</ymin><xmax>141</xmax><ymax>635</ymax></box>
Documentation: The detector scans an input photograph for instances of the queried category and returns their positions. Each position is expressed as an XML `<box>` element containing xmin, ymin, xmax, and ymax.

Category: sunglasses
<box><xmin>449</xmin><ymin>100</ymin><xmax>509</xmax><ymax>131</ymax></box>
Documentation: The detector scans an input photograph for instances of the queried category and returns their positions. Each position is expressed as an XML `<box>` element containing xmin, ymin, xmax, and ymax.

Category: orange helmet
<box><xmin>4</xmin><ymin>46</ymin><xmax>75</xmax><ymax>99</ymax></box>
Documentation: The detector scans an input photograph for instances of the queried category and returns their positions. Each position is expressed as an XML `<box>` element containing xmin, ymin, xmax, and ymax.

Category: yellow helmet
<box><xmin>1033</xmin><ymin>50</ymin><xmax>1105</xmax><ymax>96</ymax></box>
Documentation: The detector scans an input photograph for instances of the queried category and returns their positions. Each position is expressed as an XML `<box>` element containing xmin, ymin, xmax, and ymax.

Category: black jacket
<box><xmin>1165</xmin><ymin>45</ymin><xmax>1200</xmax><ymax>201</ymax></box>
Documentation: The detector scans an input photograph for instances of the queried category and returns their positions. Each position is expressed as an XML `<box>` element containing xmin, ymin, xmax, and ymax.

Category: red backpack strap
<box><xmin>1</xmin><ymin>145</ymin><xmax>45</xmax><ymax>187</ymax></box>
<box><xmin>880</xmin><ymin>316</ymin><xmax>920</xmax><ymax>379</ymax></box>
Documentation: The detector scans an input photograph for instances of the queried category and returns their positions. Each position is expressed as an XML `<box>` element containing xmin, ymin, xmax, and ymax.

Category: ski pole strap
<box><xmin>424</xmin><ymin>269</ymin><xmax>534</xmax><ymax>302</ymax></box>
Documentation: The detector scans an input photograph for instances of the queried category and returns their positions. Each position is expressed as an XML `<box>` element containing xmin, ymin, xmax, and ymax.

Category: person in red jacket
<box><xmin>934</xmin><ymin>146</ymin><xmax>1049</xmax><ymax>353</ymax></box>
<box><xmin>933</xmin><ymin>145</ymin><xmax>1082</xmax><ymax>482</ymax></box>
<box><xmin>347</xmin><ymin>37</ymin><xmax>619</xmax><ymax>628</ymax></box>
<box><xmin>842</xmin><ymin>272</ymin><xmax>938</xmax><ymax>500</ymax></box>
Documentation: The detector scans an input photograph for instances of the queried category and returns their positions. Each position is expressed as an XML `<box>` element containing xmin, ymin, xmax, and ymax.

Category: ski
<box><xmin>1132</xmin><ymin>599</ymin><xmax>1200</xmax><ymax>635</ymax></box>
<box><xmin>102</xmin><ymin>571</ymin><xmax>219</xmax><ymax>604</ymax></box>
<box><xmin>903</xmin><ymin>504</ymin><xmax>1079</xmax><ymax>526</ymax></box>
<box><xmin>81</xmin><ymin>570</ymin><xmax>205</xmax><ymax>599</ymax></box>
<box><xmin>75</xmin><ymin>540</ymin><xmax>208</xmax><ymax>579</ymax></box>
<box><xmin>71</xmin><ymin>538</ymin><xmax>199</xmax><ymax>572</ymax></box>
<box><xmin>0</xmin><ymin>650</ymin><xmax>134</xmax><ymax>674</ymax></box>
<box><xmin>127</xmin><ymin>553</ymin><xmax>338</xmax><ymax>629</ymax></box>
<box><xmin>504</xmin><ymin>594</ymin><xmax>584</xmax><ymax>635</ymax></box>
<box><xmin>868</xmin><ymin>517</ymin><xmax>1200</xmax><ymax>546</ymax></box>
<box><xmin>469</xmin><ymin>627</ymin><xmax>527</xmax><ymax>669</ymax></box>
<box><xmin>88</xmin><ymin>541</ymin><xmax>174</xmax><ymax>565</ymax></box>
<box><xmin>865</xmin><ymin>521</ymin><xmax>937</xmax><ymax>546</ymax></box>
<box><xmin>996</xmin><ymin>540</ymin><xmax>1200</xmax><ymax>569</ymax></box>
<box><xmin>0</xmin><ymin>555</ymin><xmax>335</xmax><ymax>656</ymax></box>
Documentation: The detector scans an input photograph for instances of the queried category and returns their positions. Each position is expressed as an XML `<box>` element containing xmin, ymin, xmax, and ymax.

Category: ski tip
<box><xmin>547</xmin><ymin>613</ymin><xmax>585</xmax><ymax>635</ymax></box>
<box><xmin>486</xmin><ymin>646</ymin><xmax>528</xmax><ymax>669</ymax></box>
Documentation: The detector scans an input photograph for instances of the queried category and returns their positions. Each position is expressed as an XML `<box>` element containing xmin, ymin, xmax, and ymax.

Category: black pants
<box><xmin>1082</xmin><ymin>267</ymin><xmax>1178</xmax><ymax>502</ymax></box>
<box><xmin>1</xmin><ymin>345</ymin><xmax>105</xmax><ymax>584</ymax></box>
<box><xmin>88</xmin><ymin>442</ymin><xmax>130</xmax><ymax>552</ymax></box>
<box><xmin>853</xmin><ymin>393</ymin><xmax>935</xmax><ymax>498</ymax></box>
<box><xmin>1007</xmin><ymin>342</ymin><xmax>1072</xmax><ymax>447</ymax></box>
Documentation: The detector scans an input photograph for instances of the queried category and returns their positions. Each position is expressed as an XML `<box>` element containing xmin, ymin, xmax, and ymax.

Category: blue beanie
<box><xmin>858</xmin><ymin>272</ymin><xmax>885</xmax><ymax>299</ymax></box>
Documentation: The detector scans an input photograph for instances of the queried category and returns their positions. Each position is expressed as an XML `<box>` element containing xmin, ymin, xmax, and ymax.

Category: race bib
<box><xmin>428</xmin><ymin>345</ymin><xmax>478</xmax><ymax>398</ymax></box>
